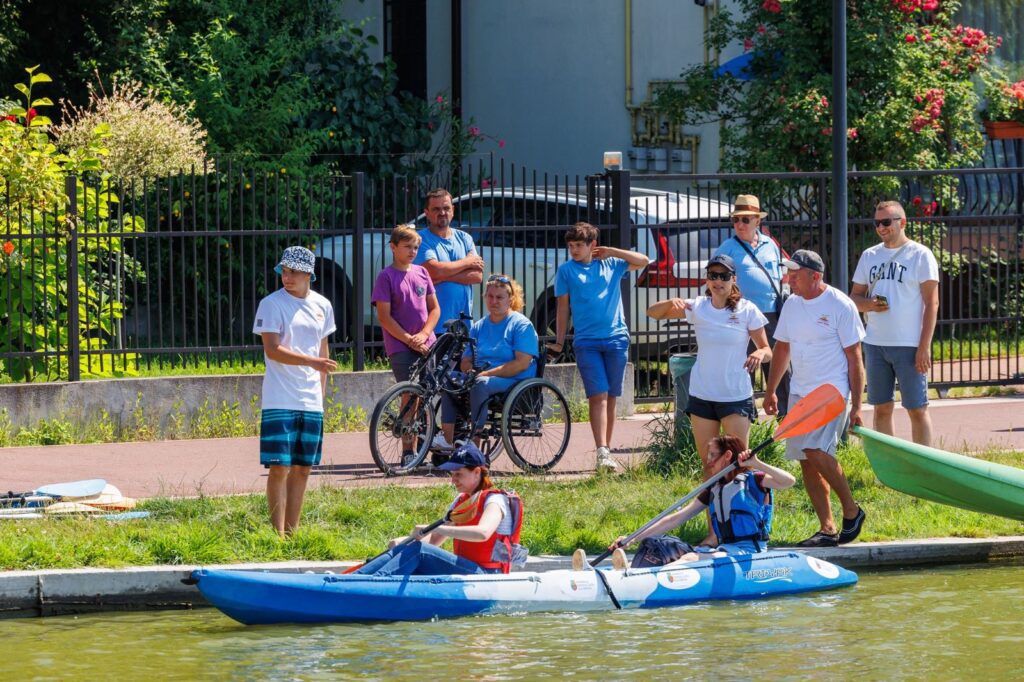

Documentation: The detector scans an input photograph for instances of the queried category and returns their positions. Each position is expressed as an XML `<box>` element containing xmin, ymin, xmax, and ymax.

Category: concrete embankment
<box><xmin>3</xmin><ymin>536</ymin><xmax>1022</xmax><ymax>619</ymax></box>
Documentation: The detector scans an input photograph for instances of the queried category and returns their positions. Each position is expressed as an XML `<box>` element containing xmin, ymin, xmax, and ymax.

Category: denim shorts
<box><xmin>864</xmin><ymin>343</ymin><xmax>929</xmax><ymax>409</ymax></box>
<box><xmin>685</xmin><ymin>395</ymin><xmax>757</xmax><ymax>423</ymax></box>
<box><xmin>259</xmin><ymin>409</ymin><xmax>324</xmax><ymax>467</ymax></box>
<box><xmin>574</xmin><ymin>335</ymin><xmax>630</xmax><ymax>398</ymax></box>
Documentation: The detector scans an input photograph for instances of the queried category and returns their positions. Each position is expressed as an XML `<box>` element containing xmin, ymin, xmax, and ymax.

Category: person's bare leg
<box><xmin>799</xmin><ymin>457</ymin><xmax>837</xmax><ymax>535</ymax></box>
<box><xmin>720</xmin><ymin>413</ymin><xmax>751</xmax><ymax>447</ymax></box>
<box><xmin>690</xmin><ymin>415</ymin><xmax>721</xmax><ymax>546</ymax></box>
<box><xmin>267</xmin><ymin>465</ymin><xmax>289</xmax><ymax>536</ymax></box>
<box><xmin>907</xmin><ymin>406</ymin><xmax>932</xmax><ymax>447</ymax></box>
<box><xmin>589</xmin><ymin>393</ymin><xmax>609</xmax><ymax>447</ymax></box>
<box><xmin>605</xmin><ymin>396</ymin><xmax>617</xmax><ymax>445</ymax></box>
<box><xmin>873</xmin><ymin>401</ymin><xmax>895</xmax><ymax>436</ymax></box>
<box><xmin>283</xmin><ymin>465</ymin><xmax>312</xmax><ymax>535</ymax></box>
<box><xmin>442</xmin><ymin>423</ymin><xmax>456</xmax><ymax>445</ymax></box>
<box><xmin>805</xmin><ymin>448</ymin><xmax>858</xmax><ymax>521</ymax></box>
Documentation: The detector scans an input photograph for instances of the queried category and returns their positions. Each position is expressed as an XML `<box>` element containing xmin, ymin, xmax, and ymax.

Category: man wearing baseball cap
<box><xmin>763</xmin><ymin>249</ymin><xmax>867</xmax><ymax>547</ymax></box>
<box><xmin>253</xmin><ymin>246</ymin><xmax>338</xmax><ymax>536</ymax></box>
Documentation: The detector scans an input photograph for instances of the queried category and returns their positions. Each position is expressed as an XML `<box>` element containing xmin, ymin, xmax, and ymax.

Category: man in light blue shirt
<box><xmin>414</xmin><ymin>188</ymin><xmax>484</xmax><ymax>327</ymax></box>
<box><xmin>712</xmin><ymin>194</ymin><xmax>791</xmax><ymax>416</ymax></box>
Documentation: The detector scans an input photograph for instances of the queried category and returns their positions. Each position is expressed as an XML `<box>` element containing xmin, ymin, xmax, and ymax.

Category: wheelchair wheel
<box><xmin>369</xmin><ymin>382</ymin><xmax>436</xmax><ymax>476</ymax></box>
<box><xmin>501</xmin><ymin>379</ymin><xmax>571</xmax><ymax>473</ymax></box>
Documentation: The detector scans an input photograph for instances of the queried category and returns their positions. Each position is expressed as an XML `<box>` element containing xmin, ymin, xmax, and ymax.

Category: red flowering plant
<box><xmin>422</xmin><ymin>92</ymin><xmax>505</xmax><ymax>185</ymax></box>
<box><xmin>656</xmin><ymin>0</ymin><xmax>1000</xmax><ymax>184</ymax></box>
<box><xmin>981</xmin><ymin>72</ymin><xmax>1024</xmax><ymax>125</ymax></box>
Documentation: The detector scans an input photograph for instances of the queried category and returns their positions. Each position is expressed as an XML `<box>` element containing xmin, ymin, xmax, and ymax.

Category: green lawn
<box><xmin>2</xmin><ymin>442</ymin><xmax>1021</xmax><ymax>571</ymax></box>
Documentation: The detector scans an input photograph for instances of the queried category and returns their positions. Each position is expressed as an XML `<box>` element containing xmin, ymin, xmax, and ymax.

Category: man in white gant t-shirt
<box><xmin>850</xmin><ymin>200</ymin><xmax>939</xmax><ymax>447</ymax></box>
<box><xmin>764</xmin><ymin>250</ymin><xmax>867</xmax><ymax>548</ymax></box>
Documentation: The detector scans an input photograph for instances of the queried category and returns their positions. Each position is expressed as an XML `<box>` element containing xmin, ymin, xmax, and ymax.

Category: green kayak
<box><xmin>854</xmin><ymin>426</ymin><xmax>1024</xmax><ymax>521</ymax></box>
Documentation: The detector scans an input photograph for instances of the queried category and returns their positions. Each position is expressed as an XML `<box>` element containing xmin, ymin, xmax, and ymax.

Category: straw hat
<box><xmin>730</xmin><ymin>194</ymin><xmax>768</xmax><ymax>218</ymax></box>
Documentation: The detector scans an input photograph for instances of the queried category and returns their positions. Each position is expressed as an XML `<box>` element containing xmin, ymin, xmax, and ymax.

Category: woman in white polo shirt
<box><xmin>648</xmin><ymin>254</ymin><xmax>772</xmax><ymax>545</ymax></box>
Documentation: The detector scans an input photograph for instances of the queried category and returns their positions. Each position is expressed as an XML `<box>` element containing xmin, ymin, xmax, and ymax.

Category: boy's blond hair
<box><xmin>390</xmin><ymin>224</ymin><xmax>421</xmax><ymax>246</ymax></box>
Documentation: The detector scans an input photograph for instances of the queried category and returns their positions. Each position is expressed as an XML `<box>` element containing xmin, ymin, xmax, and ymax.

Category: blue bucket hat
<box><xmin>274</xmin><ymin>246</ymin><xmax>317</xmax><ymax>282</ymax></box>
<box><xmin>437</xmin><ymin>442</ymin><xmax>489</xmax><ymax>471</ymax></box>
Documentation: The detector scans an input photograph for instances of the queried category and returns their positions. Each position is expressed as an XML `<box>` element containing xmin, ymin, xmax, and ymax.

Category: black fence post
<box><xmin>610</xmin><ymin>169</ymin><xmax>632</xmax><ymax>323</ymax></box>
<box><xmin>351</xmin><ymin>172</ymin><xmax>366</xmax><ymax>371</ymax></box>
<box><xmin>65</xmin><ymin>175</ymin><xmax>80</xmax><ymax>382</ymax></box>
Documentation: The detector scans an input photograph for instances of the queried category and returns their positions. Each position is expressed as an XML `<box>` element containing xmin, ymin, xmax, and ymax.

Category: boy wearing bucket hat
<box><xmin>712</xmin><ymin>194</ymin><xmax>791</xmax><ymax>417</ymax></box>
<box><xmin>253</xmin><ymin>246</ymin><xmax>338</xmax><ymax>536</ymax></box>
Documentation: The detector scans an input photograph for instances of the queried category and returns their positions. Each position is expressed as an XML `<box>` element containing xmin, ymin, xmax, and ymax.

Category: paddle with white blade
<box><xmin>587</xmin><ymin>383</ymin><xmax>847</xmax><ymax>608</ymax></box>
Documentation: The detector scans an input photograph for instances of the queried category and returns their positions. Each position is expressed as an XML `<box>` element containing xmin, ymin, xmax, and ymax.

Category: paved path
<box><xmin>2</xmin><ymin>395</ymin><xmax>1022</xmax><ymax>499</ymax></box>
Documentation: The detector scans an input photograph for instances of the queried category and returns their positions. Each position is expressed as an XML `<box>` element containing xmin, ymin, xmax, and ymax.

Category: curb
<box><xmin>3</xmin><ymin>535</ymin><xmax>1022</xmax><ymax>619</ymax></box>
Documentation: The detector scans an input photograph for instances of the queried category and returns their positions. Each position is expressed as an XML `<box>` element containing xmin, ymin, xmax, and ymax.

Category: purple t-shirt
<box><xmin>371</xmin><ymin>264</ymin><xmax>437</xmax><ymax>356</ymax></box>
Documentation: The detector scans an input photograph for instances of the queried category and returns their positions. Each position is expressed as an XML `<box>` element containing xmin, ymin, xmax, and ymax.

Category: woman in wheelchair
<box><xmin>433</xmin><ymin>274</ymin><xmax>540</xmax><ymax>450</ymax></box>
<box><xmin>355</xmin><ymin>443</ymin><xmax>526</xmax><ymax>576</ymax></box>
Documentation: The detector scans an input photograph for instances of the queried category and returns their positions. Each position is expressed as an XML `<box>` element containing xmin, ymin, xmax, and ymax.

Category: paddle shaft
<box><xmin>589</xmin><ymin>437</ymin><xmax>776</xmax><ymax>567</ymax></box>
<box><xmin>343</xmin><ymin>517</ymin><xmax>447</xmax><ymax>574</ymax></box>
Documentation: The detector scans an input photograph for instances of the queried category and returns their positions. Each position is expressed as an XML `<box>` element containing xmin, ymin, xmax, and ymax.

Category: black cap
<box><xmin>437</xmin><ymin>442</ymin><xmax>489</xmax><ymax>471</ymax></box>
<box><xmin>706</xmin><ymin>254</ymin><xmax>736</xmax><ymax>273</ymax></box>
<box><xmin>782</xmin><ymin>249</ymin><xmax>825</xmax><ymax>273</ymax></box>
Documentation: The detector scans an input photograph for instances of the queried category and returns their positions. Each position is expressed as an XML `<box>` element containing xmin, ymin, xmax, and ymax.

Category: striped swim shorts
<box><xmin>259</xmin><ymin>409</ymin><xmax>324</xmax><ymax>468</ymax></box>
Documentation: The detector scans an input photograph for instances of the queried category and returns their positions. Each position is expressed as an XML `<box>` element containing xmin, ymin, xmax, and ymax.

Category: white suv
<box><xmin>314</xmin><ymin>186</ymin><xmax>733</xmax><ymax>356</ymax></box>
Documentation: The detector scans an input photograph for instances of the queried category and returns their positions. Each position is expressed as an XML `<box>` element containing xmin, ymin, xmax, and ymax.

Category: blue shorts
<box><xmin>686</xmin><ymin>395</ymin><xmax>757</xmax><ymax>423</ymax></box>
<box><xmin>574</xmin><ymin>335</ymin><xmax>629</xmax><ymax>398</ymax></box>
<box><xmin>259</xmin><ymin>409</ymin><xmax>324</xmax><ymax>467</ymax></box>
<box><xmin>695</xmin><ymin>539</ymin><xmax>766</xmax><ymax>556</ymax></box>
<box><xmin>864</xmin><ymin>343</ymin><xmax>929</xmax><ymax>409</ymax></box>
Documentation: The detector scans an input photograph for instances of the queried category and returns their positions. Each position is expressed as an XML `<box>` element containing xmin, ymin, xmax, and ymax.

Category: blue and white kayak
<box><xmin>191</xmin><ymin>550</ymin><xmax>857</xmax><ymax>625</ymax></box>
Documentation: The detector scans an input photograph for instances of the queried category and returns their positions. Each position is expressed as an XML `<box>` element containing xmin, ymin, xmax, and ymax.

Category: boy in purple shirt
<box><xmin>372</xmin><ymin>225</ymin><xmax>440</xmax><ymax>381</ymax></box>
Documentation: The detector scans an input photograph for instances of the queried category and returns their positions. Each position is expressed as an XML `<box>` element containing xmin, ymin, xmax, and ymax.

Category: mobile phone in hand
<box><xmin>875</xmin><ymin>294</ymin><xmax>888</xmax><ymax>306</ymax></box>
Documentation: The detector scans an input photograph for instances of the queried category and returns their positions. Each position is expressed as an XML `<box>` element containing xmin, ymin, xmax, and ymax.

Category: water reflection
<box><xmin>5</xmin><ymin>561</ymin><xmax>1023</xmax><ymax>680</ymax></box>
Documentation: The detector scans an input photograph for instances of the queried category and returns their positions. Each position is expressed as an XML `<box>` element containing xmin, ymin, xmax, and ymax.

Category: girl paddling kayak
<box><xmin>607</xmin><ymin>435</ymin><xmax>795</xmax><ymax>569</ymax></box>
<box><xmin>355</xmin><ymin>443</ymin><xmax>526</xmax><ymax>576</ymax></box>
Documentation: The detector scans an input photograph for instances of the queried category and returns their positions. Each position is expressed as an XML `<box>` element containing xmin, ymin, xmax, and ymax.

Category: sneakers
<box><xmin>596</xmin><ymin>446</ymin><xmax>621</xmax><ymax>472</ymax></box>
<box><xmin>431</xmin><ymin>433</ymin><xmax>454</xmax><ymax>450</ymax></box>
<box><xmin>838</xmin><ymin>506</ymin><xmax>866</xmax><ymax>545</ymax></box>
<box><xmin>572</xmin><ymin>548</ymin><xmax>588</xmax><ymax>571</ymax></box>
<box><xmin>401</xmin><ymin>450</ymin><xmax>418</xmax><ymax>468</ymax></box>
<box><xmin>796</xmin><ymin>531</ymin><xmax>840</xmax><ymax>548</ymax></box>
<box><xmin>611</xmin><ymin>547</ymin><xmax>629</xmax><ymax>571</ymax></box>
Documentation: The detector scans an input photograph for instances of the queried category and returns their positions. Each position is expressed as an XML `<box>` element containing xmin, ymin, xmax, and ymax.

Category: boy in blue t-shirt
<box><xmin>546</xmin><ymin>222</ymin><xmax>650</xmax><ymax>472</ymax></box>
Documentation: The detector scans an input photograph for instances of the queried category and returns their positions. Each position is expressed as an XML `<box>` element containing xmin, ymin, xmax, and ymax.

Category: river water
<box><xmin>5</xmin><ymin>561</ymin><xmax>1023</xmax><ymax>680</ymax></box>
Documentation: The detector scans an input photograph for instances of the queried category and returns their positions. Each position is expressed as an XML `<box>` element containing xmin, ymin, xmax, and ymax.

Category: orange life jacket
<box><xmin>450</xmin><ymin>488</ymin><xmax>524</xmax><ymax>574</ymax></box>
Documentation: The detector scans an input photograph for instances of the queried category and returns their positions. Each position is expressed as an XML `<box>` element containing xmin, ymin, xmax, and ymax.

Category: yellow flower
<box><xmin>331</xmin><ymin>106</ymin><xmax>337</xmax><ymax>113</ymax></box>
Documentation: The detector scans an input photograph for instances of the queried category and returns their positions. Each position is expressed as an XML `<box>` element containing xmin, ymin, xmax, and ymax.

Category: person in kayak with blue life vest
<box><xmin>599</xmin><ymin>435</ymin><xmax>796</xmax><ymax>570</ymax></box>
<box><xmin>354</xmin><ymin>443</ymin><xmax>527</xmax><ymax>576</ymax></box>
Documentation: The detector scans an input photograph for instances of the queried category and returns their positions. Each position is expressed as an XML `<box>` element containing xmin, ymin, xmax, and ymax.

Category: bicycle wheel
<box><xmin>369</xmin><ymin>382</ymin><xmax>436</xmax><ymax>476</ymax></box>
<box><xmin>501</xmin><ymin>379</ymin><xmax>571</xmax><ymax>473</ymax></box>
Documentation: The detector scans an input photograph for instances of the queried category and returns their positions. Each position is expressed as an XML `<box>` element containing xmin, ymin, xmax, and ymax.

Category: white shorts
<box><xmin>784</xmin><ymin>393</ymin><xmax>850</xmax><ymax>460</ymax></box>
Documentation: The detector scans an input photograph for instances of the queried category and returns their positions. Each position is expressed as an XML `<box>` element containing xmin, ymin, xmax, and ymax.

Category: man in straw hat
<box><xmin>712</xmin><ymin>194</ymin><xmax>791</xmax><ymax>416</ymax></box>
<box><xmin>253</xmin><ymin>246</ymin><xmax>338</xmax><ymax>537</ymax></box>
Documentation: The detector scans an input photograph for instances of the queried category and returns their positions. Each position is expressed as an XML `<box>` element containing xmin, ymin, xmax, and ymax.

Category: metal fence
<box><xmin>2</xmin><ymin>158</ymin><xmax>1022</xmax><ymax>402</ymax></box>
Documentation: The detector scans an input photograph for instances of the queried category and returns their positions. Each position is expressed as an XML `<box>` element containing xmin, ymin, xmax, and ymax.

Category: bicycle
<box><xmin>369</xmin><ymin>314</ymin><xmax>572</xmax><ymax>476</ymax></box>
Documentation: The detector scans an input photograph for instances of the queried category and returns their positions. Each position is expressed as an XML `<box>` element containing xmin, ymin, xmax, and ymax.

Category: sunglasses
<box><xmin>706</xmin><ymin>270</ymin><xmax>733</xmax><ymax>281</ymax></box>
<box><xmin>874</xmin><ymin>217</ymin><xmax>903</xmax><ymax>227</ymax></box>
<box><xmin>487</xmin><ymin>275</ymin><xmax>512</xmax><ymax>284</ymax></box>
<box><xmin>731</xmin><ymin>216</ymin><xmax>756</xmax><ymax>224</ymax></box>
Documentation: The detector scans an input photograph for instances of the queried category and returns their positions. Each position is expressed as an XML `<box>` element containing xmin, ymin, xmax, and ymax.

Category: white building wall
<box><xmin>338</xmin><ymin>0</ymin><xmax>734</xmax><ymax>177</ymax></box>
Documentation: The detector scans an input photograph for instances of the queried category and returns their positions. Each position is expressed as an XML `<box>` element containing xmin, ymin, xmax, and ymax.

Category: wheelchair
<box><xmin>368</xmin><ymin>315</ymin><xmax>572</xmax><ymax>476</ymax></box>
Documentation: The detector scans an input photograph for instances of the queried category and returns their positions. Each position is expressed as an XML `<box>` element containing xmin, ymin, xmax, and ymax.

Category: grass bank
<box><xmin>2</xmin><ymin>443</ymin><xmax>1022</xmax><ymax>571</ymax></box>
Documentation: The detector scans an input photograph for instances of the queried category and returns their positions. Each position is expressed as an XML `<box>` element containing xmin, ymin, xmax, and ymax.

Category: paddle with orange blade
<box><xmin>341</xmin><ymin>516</ymin><xmax>448</xmax><ymax>575</ymax></box>
<box><xmin>590</xmin><ymin>383</ymin><xmax>847</xmax><ymax>570</ymax></box>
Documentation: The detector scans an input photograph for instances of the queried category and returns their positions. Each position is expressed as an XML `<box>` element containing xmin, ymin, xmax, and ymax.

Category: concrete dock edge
<box><xmin>2</xmin><ymin>536</ymin><xmax>1022</xmax><ymax>619</ymax></box>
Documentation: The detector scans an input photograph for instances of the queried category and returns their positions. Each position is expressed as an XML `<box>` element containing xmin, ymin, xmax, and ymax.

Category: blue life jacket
<box><xmin>709</xmin><ymin>472</ymin><xmax>773</xmax><ymax>543</ymax></box>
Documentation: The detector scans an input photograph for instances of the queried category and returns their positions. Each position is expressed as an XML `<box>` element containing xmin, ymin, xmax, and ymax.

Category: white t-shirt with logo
<box><xmin>773</xmin><ymin>286</ymin><xmax>865</xmax><ymax>398</ymax></box>
<box><xmin>685</xmin><ymin>297</ymin><xmax>768</xmax><ymax>402</ymax></box>
<box><xmin>852</xmin><ymin>240</ymin><xmax>939</xmax><ymax>347</ymax></box>
<box><xmin>253</xmin><ymin>288</ymin><xmax>336</xmax><ymax>412</ymax></box>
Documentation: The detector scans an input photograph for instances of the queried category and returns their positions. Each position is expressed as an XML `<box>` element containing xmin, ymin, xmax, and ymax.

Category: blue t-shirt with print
<box><xmin>554</xmin><ymin>257</ymin><xmax>630</xmax><ymax>341</ymax></box>
<box><xmin>713</xmin><ymin>236</ymin><xmax>783</xmax><ymax>314</ymax></box>
<box><xmin>469</xmin><ymin>311</ymin><xmax>538</xmax><ymax>382</ymax></box>
<box><xmin>414</xmin><ymin>228</ymin><xmax>477</xmax><ymax>328</ymax></box>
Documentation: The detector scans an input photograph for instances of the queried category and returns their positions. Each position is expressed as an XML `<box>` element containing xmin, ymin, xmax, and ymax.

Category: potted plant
<box><xmin>981</xmin><ymin>74</ymin><xmax>1024</xmax><ymax>139</ymax></box>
